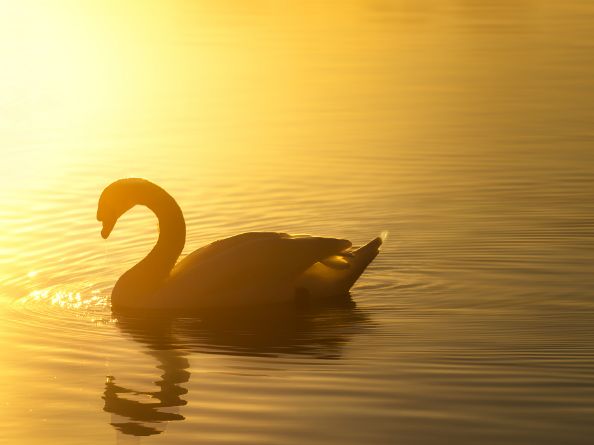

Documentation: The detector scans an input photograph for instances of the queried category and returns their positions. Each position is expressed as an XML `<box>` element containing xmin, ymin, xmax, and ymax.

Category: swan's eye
<box><xmin>97</xmin><ymin>204</ymin><xmax>117</xmax><ymax>239</ymax></box>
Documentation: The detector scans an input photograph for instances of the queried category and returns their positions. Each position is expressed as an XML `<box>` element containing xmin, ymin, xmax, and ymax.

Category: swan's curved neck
<box><xmin>142</xmin><ymin>189</ymin><xmax>186</xmax><ymax>273</ymax></box>
<box><xmin>113</xmin><ymin>183</ymin><xmax>186</xmax><ymax>304</ymax></box>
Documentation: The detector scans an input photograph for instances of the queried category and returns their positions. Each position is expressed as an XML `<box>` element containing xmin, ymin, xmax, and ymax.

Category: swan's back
<box><xmin>157</xmin><ymin>232</ymin><xmax>381</xmax><ymax>309</ymax></box>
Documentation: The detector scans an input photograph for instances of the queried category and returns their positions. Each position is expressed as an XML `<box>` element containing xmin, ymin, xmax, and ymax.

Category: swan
<box><xmin>97</xmin><ymin>178</ymin><xmax>383</xmax><ymax>309</ymax></box>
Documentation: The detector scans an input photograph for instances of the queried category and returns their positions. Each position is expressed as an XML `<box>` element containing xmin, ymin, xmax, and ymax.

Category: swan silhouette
<box><xmin>97</xmin><ymin>178</ymin><xmax>383</xmax><ymax>309</ymax></box>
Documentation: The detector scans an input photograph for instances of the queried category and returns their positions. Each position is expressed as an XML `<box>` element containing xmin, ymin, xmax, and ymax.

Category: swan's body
<box><xmin>97</xmin><ymin>178</ymin><xmax>383</xmax><ymax>309</ymax></box>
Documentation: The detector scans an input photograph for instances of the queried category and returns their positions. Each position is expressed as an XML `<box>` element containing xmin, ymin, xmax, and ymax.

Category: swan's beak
<box><xmin>100</xmin><ymin>219</ymin><xmax>115</xmax><ymax>239</ymax></box>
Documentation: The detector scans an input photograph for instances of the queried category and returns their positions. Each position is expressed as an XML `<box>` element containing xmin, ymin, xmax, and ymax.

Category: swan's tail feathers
<box><xmin>342</xmin><ymin>236</ymin><xmax>383</xmax><ymax>291</ymax></box>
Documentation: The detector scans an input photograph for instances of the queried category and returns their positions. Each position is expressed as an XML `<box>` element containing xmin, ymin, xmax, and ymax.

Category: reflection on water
<box><xmin>106</xmin><ymin>300</ymin><xmax>368</xmax><ymax>436</ymax></box>
<box><xmin>104</xmin><ymin>316</ymin><xmax>189</xmax><ymax>437</ymax></box>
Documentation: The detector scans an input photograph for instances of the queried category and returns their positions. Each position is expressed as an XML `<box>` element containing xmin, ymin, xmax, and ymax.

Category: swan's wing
<box><xmin>169</xmin><ymin>232</ymin><xmax>352</xmax><ymax>299</ymax></box>
<box><xmin>174</xmin><ymin>232</ymin><xmax>290</xmax><ymax>273</ymax></box>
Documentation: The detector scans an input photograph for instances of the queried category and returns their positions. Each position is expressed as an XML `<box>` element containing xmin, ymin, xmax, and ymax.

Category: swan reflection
<box><xmin>103</xmin><ymin>316</ymin><xmax>190</xmax><ymax>437</ymax></box>
<box><xmin>103</xmin><ymin>298</ymin><xmax>369</xmax><ymax>437</ymax></box>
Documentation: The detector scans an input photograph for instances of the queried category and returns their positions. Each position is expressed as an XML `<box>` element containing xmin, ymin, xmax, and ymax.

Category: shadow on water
<box><xmin>103</xmin><ymin>296</ymin><xmax>371</xmax><ymax>437</ymax></box>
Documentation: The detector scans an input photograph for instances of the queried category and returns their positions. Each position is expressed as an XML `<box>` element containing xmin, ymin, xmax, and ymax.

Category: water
<box><xmin>1</xmin><ymin>1</ymin><xmax>594</xmax><ymax>444</ymax></box>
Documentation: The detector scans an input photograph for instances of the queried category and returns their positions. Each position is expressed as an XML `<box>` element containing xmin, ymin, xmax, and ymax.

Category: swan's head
<box><xmin>97</xmin><ymin>178</ymin><xmax>148</xmax><ymax>239</ymax></box>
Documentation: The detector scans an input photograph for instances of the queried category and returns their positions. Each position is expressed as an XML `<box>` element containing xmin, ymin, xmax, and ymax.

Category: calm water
<box><xmin>2</xmin><ymin>1</ymin><xmax>594</xmax><ymax>444</ymax></box>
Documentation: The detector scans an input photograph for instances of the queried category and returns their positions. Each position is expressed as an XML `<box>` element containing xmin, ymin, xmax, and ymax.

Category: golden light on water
<box><xmin>0</xmin><ymin>1</ymin><xmax>426</xmax><ymax>151</ymax></box>
<box><xmin>17</xmin><ymin>289</ymin><xmax>103</xmax><ymax>310</ymax></box>
<box><xmin>1</xmin><ymin>3</ymin><xmax>107</xmax><ymax>134</ymax></box>
<box><xmin>2</xmin><ymin>1</ymin><xmax>594</xmax><ymax>444</ymax></box>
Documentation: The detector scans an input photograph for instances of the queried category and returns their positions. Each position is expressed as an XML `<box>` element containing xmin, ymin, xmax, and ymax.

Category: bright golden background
<box><xmin>1</xmin><ymin>1</ymin><xmax>594</xmax><ymax>444</ymax></box>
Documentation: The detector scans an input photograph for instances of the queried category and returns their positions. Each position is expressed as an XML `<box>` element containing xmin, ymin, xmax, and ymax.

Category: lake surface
<box><xmin>1</xmin><ymin>1</ymin><xmax>594</xmax><ymax>444</ymax></box>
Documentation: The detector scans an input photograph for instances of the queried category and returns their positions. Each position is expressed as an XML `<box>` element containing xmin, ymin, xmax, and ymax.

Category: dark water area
<box><xmin>1</xmin><ymin>1</ymin><xmax>594</xmax><ymax>444</ymax></box>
